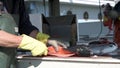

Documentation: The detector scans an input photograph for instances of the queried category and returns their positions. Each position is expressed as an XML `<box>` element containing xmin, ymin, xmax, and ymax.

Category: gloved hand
<box><xmin>36</xmin><ymin>32</ymin><xmax>50</xmax><ymax>43</ymax></box>
<box><xmin>18</xmin><ymin>34</ymin><xmax>48</xmax><ymax>56</ymax></box>
<box><xmin>36</xmin><ymin>32</ymin><xmax>67</xmax><ymax>51</ymax></box>
<box><xmin>47</xmin><ymin>40</ymin><xmax>67</xmax><ymax>51</ymax></box>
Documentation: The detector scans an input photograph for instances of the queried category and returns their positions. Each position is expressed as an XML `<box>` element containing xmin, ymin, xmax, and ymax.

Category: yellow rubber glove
<box><xmin>36</xmin><ymin>32</ymin><xmax>50</xmax><ymax>43</ymax></box>
<box><xmin>18</xmin><ymin>34</ymin><xmax>48</xmax><ymax>56</ymax></box>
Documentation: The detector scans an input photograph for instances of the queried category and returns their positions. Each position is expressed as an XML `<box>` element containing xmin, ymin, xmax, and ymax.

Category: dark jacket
<box><xmin>113</xmin><ymin>1</ymin><xmax>120</xmax><ymax>12</ymax></box>
<box><xmin>1</xmin><ymin>0</ymin><xmax>38</xmax><ymax>35</ymax></box>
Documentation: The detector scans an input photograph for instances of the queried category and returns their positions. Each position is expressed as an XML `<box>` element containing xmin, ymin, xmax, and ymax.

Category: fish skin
<box><xmin>88</xmin><ymin>42</ymin><xmax>118</xmax><ymax>55</ymax></box>
<box><xmin>67</xmin><ymin>45</ymin><xmax>92</xmax><ymax>57</ymax></box>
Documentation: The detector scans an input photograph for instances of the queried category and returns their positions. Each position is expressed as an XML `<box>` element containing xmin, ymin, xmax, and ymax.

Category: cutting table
<box><xmin>17</xmin><ymin>55</ymin><xmax>120</xmax><ymax>68</ymax></box>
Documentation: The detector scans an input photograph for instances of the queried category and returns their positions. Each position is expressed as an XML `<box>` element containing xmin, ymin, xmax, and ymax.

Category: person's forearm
<box><xmin>0</xmin><ymin>30</ymin><xmax>22</xmax><ymax>47</ymax></box>
<box><xmin>29</xmin><ymin>30</ymin><xmax>39</xmax><ymax>38</ymax></box>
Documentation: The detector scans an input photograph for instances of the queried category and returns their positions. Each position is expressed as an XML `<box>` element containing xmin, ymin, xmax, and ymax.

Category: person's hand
<box><xmin>36</xmin><ymin>32</ymin><xmax>67</xmax><ymax>51</ymax></box>
<box><xmin>18</xmin><ymin>34</ymin><xmax>48</xmax><ymax>56</ymax></box>
<box><xmin>36</xmin><ymin>32</ymin><xmax>50</xmax><ymax>43</ymax></box>
<box><xmin>47</xmin><ymin>40</ymin><xmax>67</xmax><ymax>51</ymax></box>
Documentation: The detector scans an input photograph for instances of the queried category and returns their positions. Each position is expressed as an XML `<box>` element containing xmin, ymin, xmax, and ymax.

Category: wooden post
<box><xmin>48</xmin><ymin>0</ymin><xmax>60</xmax><ymax>17</ymax></box>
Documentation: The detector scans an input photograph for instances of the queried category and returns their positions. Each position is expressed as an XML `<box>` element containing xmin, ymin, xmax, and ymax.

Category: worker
<box><xmin>113</xmin><ymin>1</ymin><xmax>120</xmax><ymax>48</ymax></box>
<box><xmin>0</xmin><ymin>0</ymin><xmax>66</xmax><ymax>68</ymax></box>
<box><xmin>103</xmin><ymin>1</ymin><xmax>120</xmax><ymax>47</ymax></box>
